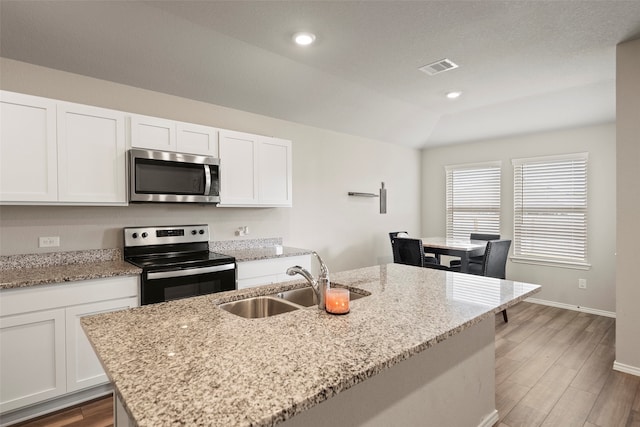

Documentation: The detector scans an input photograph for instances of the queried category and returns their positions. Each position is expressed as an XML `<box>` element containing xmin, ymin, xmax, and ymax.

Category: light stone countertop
<box><xmin>81</xmin><ymin>264</ymin><xmax>541</xmax><ymax>427</ymax></box>
<box><xmin>0</xmin><ymin>249</ymin><xmax>141</xmax><ymax>290</ymax></box>
<box><xmin>216</xmin><ymin>246</ymin><xmax>313</xmax><ymax>262</ymax></box>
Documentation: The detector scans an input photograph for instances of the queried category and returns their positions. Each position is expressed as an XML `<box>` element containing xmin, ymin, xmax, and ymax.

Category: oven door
<box><xmin>141</xmin><ymin>262</ymin><xmax>236</xmax><ymax>305</ymax></box>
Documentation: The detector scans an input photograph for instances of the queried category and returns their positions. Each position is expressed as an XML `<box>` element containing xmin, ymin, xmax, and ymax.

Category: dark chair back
<box><xmin>391</xmin><ymin>237</ymin><xmax>425</xmax><ymax>267</ymax></box>
<box><xmin>481</xmin><ymin>239</ymin><xmax>512</xmax><ymax>279</ymax></box>
<box><xmin>470</xmin><ymin>233</ymin><xmax>500</xmax><ymax>241</ymax></box>
<box><xmin>389</xmin><ymin>231</ymin><xmax>408</xmax><ymax>244</ymax></box>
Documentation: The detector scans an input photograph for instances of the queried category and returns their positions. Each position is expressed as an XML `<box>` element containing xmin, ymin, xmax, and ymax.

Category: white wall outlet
<box><xmin>39</xmin><ymin>236</ymin><xmax>60</xmax><ymax>248</ymax></box>
<box><xmin>578</xmin><ymin>278</ymin><xmax>587</xmax><ymax>289</ymax></box>
<box><xmin>235</xmin><ymin>226</ymin><xmax>249</xmax><ymax>237</ymax></box>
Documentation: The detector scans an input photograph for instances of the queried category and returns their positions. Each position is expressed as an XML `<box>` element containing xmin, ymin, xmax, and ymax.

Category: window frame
<box><xmin>445</xmin><ymin>161</ymin><xmax>502</xmax><ymax>240</ymax></box>
<box><xmin>511</xmin><ymin>152</ymin><xmax>591</xmax><ymax>270</ymax></box>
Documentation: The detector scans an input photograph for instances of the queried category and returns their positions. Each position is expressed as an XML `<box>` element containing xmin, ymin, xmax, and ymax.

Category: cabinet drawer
<box><xmin>0</xmin><ymin>276</ymin><xmax>139</xmax><ymax>317</ymax></box>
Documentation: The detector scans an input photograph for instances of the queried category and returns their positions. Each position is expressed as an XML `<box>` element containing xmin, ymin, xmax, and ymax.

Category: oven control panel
<box><xmin>124</xmin><ymin>225</ymin><xmax>210</xmax><ymax>247</ymax></box>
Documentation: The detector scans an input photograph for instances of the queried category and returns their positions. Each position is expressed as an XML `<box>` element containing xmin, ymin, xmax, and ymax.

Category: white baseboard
<box><xmin>525</xmin><ymin>297</ymin><xmax>616</xmax><ymax>318</ymax></box>
<box><xmin>478</xmin><ymin>409</ymin><xmax>499</xmax><ymax>427</ymax></box>
<box><xmin>613</xmin><ymin>361</ymin><xmax>640</xmax><ymax>377</ymax></box>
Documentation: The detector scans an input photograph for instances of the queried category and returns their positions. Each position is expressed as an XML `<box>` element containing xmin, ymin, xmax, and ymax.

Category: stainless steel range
<box><xmin>124</xmin><ymin>224</ymin><xmax>236</xmax><ymax>305</ymax></box>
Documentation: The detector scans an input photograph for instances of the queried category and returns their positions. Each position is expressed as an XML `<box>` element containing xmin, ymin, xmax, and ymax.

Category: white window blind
<box><xmin>512</xmin><ymin>153</ymin><xmax>588</xmax><ymax>267</ymax></box>
<box><xmin>446</xmin><ymin>162</ymin><xmax>501</xmax><ymax>240</ymax></box>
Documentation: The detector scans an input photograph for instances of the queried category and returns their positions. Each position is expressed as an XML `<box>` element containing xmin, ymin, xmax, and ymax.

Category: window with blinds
<box><xmin>512</xmin><ymin>153</ymin><xmax>589</xmax><ymax>267</ymax></box>
<box><xmin>445</xmin><ymin>162</ymin><xmax>501</xmax><ymax>240</ymax></box>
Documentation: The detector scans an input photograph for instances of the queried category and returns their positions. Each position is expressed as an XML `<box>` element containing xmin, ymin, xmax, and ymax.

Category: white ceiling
<box><xmin>2</xmin><ymin>1</ymin><xmax>639</xmax><ymax>148</ymax></box>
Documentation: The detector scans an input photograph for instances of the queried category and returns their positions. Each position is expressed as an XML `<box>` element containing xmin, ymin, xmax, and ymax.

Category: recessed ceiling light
<box><xmin>446</xmin><ymin>91</ymin><xmax>462</xmax><ymax>99</ymax></box>
<box><xmin>293</xmin><ymin>32</ymin><xmax>316</xmax><ymax>46</ymax></box>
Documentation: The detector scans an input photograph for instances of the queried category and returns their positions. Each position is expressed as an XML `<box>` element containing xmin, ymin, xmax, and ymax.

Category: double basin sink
<box><xmin>219</xmin><ymin>286</ymin><xmax>368</xmax><ymax>319</ymax></box>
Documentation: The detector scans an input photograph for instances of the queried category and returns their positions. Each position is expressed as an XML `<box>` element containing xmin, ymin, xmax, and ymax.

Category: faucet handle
<box><xmin>311</xmin><ymin>251</ymin><xmax>330</xmax><ymax>282</ymax></box>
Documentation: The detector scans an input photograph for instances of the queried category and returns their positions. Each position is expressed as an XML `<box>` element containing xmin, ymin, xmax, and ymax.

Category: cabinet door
<box><xmin>258</xmin><ymin>137</ymin><xmax>292</xmax><ymax>207</ymax></box>
<box><xmin>219</xmin><ymin>130</ymin><xmax>259</xmax><ymax>205</ymax></box>
<box><xmin>0</xmin><ymin>91</ymin><xmax>58</xmax><ymax>202</ymax></box>
<box><xmin>65</xmin><ymin>297</ymin><xmax>138</xmax><ymax>393</ymax></box>
<box><xmin>57</xmin><ymin>103</ymin><xmax>127</xmax><ymax>204</ymax></box>
<box><xmin>0</xmin><ymin>308</ymin><xmax>66</xmax><ymax>413</ymax></box>
<box><xmin>129</xmin><ymin>114</ymin><xmax>176</xmax><ymax>151</ymax></box>
<box><xmin>176</xmin><ymin>122</ymin><xmax>218</xmax><ymax>156</ymax></box>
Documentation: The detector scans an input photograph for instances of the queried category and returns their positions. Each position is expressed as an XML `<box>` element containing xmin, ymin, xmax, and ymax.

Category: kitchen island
<box><xmin>81</xmin><ymin>264</ymin><xmax>540</xmax><ymax>427</ymax></box>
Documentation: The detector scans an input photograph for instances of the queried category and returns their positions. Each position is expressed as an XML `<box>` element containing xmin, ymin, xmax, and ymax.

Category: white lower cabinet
<box><xmin>0</xmin><ymin>309</ymin><xmax>67</xmax><ymax>412</ymax></box>
<box><xmin>0</xmin><ymin>276</ymin><xmax>139</xmax><ymax>416</ymax></box>
<box><xmin>65</xmin><ymin>297</ymin><xmax>138</xmax><ymax>393</ymax></box>
<box><xmin>237</xmin><ymin>255</ymin><xmax>312</xmax><ymax>290</ymax></box>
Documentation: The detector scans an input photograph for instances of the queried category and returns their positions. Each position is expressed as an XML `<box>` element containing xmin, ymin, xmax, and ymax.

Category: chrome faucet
<box><xmin>286</xmin><ymin>251</ymin><xmax>330</xmax><ymax>310</ymax></box>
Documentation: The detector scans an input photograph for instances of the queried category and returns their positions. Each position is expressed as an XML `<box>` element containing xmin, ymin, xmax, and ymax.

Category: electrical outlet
<box><xmin>39</xmin><ymin>236</ymin><xmax>60</xmax><ymax>248</ymax></box>
<box><xmin>578</xmin><ymin>278</ymin><xmax>587</xmax><ymax>289</ymax></box>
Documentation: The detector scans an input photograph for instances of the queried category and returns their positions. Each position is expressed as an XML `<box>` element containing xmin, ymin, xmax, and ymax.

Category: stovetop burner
<box><xmin>126</xmin><ymin>251</ymin><xmax>234</xmax><ymax>270</ymax></box>
<box><xmin>123</xmin><ymin>224</ymin><xmax>235</xmax><ymax>270</ymax></box>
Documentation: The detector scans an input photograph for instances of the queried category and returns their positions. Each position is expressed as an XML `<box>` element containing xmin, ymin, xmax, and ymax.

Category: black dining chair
<box><xmin>391</xmin><ymin>237</ymin><xmax>441</xmax><ymax>267</ymax></box>
<box><xmin>449</xmin><ymin>233</ymin><xmax>501</xmax><ymax>269</ymax></box>
<box><xmin>389</xmin><ymin>232</ymin><xmax>438</xmax><ymax>264</ymax></box>
<box><xmin>451</xmin><ymin>239</ymin><xmax>512</xmax><ymax>322</ymax></box>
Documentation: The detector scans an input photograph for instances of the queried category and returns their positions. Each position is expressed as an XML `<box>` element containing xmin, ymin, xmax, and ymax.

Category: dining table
<box><xmin>421</xmin><ymin>237</ymin><xmax>487</xmax><ymax>273</ymax></box>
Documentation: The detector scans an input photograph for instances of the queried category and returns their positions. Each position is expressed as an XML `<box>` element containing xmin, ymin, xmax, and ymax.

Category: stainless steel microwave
<box><xmin>129</xmin><ymin>148</ymin><xmax>220</xmax><ymax>204</ymax></box>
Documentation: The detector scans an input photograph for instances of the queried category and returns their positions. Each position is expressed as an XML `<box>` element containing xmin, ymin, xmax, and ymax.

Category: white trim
<box><xmin>445</xmin><ymin>160</ymin><xmax>502</xmax><ymax>172</ymax></box>
<box><xmin>613</xmin><ymin>361</ymin><xmax>640</xmax><ymax>377</ymax></box>
<box><xmin>510</xmin><ymin>256</ymin><xmax>591</xmax><ymax>270</ymax></box>
<box><xmin>477</xmin><ymin>409</ymin><xmax>499</xmax><ymax>427</ymax></box>
<box><xmin>512</xmin><ymin>151</ymin><xmax>589</xmax><ymax>165</ymax></box>
<box><xmin>525</xmin><ymin>298</ymin><xmax>616</xmax><ymax>318</ymax></box>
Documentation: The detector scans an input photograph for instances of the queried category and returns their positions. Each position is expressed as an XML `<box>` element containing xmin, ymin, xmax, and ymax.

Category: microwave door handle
<box><xmin>204</xmin><ymin>165</ymin><xmax>212</xmax><ymax>195</ymax></box>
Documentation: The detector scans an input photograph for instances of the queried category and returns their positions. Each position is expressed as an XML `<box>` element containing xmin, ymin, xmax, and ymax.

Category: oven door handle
<box><xmin>147</xmin><ymin>263</ymin><xmax>235</xmax><ymax>280</ymax></box>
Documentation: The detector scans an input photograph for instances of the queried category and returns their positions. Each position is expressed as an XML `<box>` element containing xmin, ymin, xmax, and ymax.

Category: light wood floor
<box><xmin>12</xmin><ymin>396</ymin><xmax>113</xmax><ymax>427</ymax></box>
<box><xmin>13</xmin><ymin>302</ymin><xmax>639</xmax><ymax>427</ymax></box>
<box><xmin>496</xmin><ymin>302</ymin><xmax>639</xmax><ymax>427</ymax></box>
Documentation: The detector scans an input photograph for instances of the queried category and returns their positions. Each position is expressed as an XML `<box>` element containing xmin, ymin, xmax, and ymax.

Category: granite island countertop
<box><xmin>82</xmin><ymin>264</ymin><xmax>540</xmax><ymax>427</ymax></box>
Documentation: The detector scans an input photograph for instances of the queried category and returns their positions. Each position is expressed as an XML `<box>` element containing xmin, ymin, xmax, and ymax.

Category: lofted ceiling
<box><xmin>1</xmin><ymin>1</ymin><xmax>639</xmax><ymax>148</ymax></box>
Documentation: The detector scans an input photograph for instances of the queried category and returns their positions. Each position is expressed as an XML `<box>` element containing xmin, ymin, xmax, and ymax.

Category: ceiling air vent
<box><xmin>419</xmin><ymin>59</ymin><xmax>459</xmax><ymax>76</ymax></box>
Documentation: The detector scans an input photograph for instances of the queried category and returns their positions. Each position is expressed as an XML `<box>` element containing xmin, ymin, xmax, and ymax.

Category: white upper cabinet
<box><xmin>219</xmin><ymin>130</ymin><xmax>292</xmax><ymax>207</ymax></box>
<box><xmin>0</xmin><ymin>91</ymin><xmax>127</xmax><ymax>205</ymax></box>
<box><xmin>176</xmin><ymin>122</ymin><xmax>218</xmax><ymax>156</ymax></box>
<box><xmin>129</xmin><ymin>115</ymin><xmax>176</xmax><ymax>151</ymax></box>
<box><xmin>0</xmin><ymin>91</ymin><xmax>58</xmax><ymax>202</ymax></box>
<box><xmin>129</xmin><ymin>114</ymin><xmax>218</xmax><ymax>156</ymax></box>
<box><xmin>257</xmin><ymin>136</ymin><xmax>292</xmax><ymax>206</ymax></box>
<box><xmin>57</xmin><ymin>103</ymin><xmax>126</xmax><ymax>204</ymax></box>
<box><xmin>219</xmin><ymin>130</ymin><xmax>259</xmax><ymax>205</ymax></box>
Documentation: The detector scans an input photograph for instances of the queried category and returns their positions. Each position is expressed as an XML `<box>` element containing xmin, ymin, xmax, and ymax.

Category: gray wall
<box><xmin>0</xmin><ymin>58</ymin><xmax>422</xmax><ymax>272</ymax></box>
<box><xmin>421</xmin><ymin>123</ymin><xmax>617</xmax><ymax>313</ymax></box>
<box><xmin>615</xmin><ymin>38</ymin><xmax>640</xmax><ymax>373</ymax></box>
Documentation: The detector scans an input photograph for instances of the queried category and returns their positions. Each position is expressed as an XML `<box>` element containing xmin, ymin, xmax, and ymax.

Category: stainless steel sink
<box><xmin>218</xmin><ymin>296</ymin><xmax>301</xmax><ymax>318</ymax></box>
<box><xmin>271</xmin><ymin>286</ymin><xmax>368</xmax><ymax>307</ymax></box>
